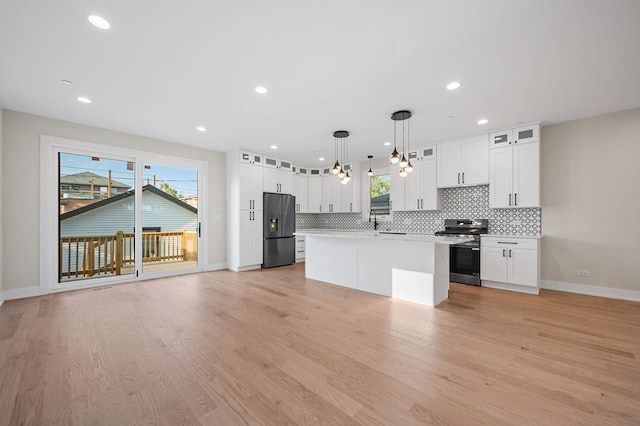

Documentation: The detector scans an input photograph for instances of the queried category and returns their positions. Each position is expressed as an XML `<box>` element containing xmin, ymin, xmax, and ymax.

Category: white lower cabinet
<box><xmin>295</xmin><ymin>235</ymin><xmax>305</xmax><ymax>262</ymax></box>
<box><xmin>239</xmin><ymin>210</ymin><xmax>263</xmax><ymax>267</ymax></box>
<box><xmin>481</xmin><ymin>237</ymin><xmax>540</xmax><ymax>293</ymax></box>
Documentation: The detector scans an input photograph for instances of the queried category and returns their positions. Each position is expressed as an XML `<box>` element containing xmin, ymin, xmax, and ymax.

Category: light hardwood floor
<box><xmin>1</xmin><ymin>263</ymin><xmax>639</xmax><ymax>425</ymax></box>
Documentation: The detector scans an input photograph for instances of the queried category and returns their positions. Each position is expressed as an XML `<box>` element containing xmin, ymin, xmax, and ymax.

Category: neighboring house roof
<box><xmin>60</xmin><ymin>184</ymin><xmax>197</xmax><ymax>220</ymax></box>
<box><xmin>60</xmin><ymin>171</ymin><xmax>131</xmax><ymax>189</ymax></box>
<box><xmin>371</xmin><ymin>193</ymin><xmax>390</xmax><ymax>203</ymax></box>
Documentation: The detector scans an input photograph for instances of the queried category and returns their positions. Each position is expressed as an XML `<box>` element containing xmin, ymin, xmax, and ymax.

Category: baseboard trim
<box><xmin>541</xmin><ymin>280</ymin><xmax>640</xmax><ymax>302</ymax></box>
<box><xmin>0</xmin><ymin>292</ymin><xmax>4</xmax><ymax>308</ymax></box>
<box><xmin>2</xmin><ymin>286</ymin><xmax>43</xmax><ymax>301</ymax></box>
<box><xmin>205</xmin><ymin>263</ymin><xmax>228</xmax><ymax>272</ymax></box>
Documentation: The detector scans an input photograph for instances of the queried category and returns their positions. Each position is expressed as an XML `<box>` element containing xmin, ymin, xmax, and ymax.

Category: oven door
<box><xmin>450</xmin><ymin>242</ymin><xmax>481</xmax><ymax>286</ymax></box>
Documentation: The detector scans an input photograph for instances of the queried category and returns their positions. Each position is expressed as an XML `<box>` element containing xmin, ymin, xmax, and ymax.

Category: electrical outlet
<box><xmin>577</xmin><ymin>270</ymin><xmax>589</xmax><ymax>277</ymax></box>
<box><xmin>301</xmin><ymin>219</ymin><xmax>305</xmax><ymax>223</ymax></box>
<box><xmin>356</xmin><ymin>220</ymin><xmax>361</xmax><ymax>224</ymax></box>
<box><xmin>511</xmin><ymin>220</ymin><xmax>522</xmax><ymax>226</ymax></box>
<box><xmin>324</xmin><ymin>219</ymin><xmax>329</xmax><ymax>224</ymax></box>
<box><xmin>403</xmin><ymin>218</ymin><xmax>412</xmax><ymax>225</ymax></box>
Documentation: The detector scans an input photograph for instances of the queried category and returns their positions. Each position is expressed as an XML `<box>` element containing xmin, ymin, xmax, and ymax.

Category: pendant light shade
<box><xmin>338</xmin><ymin>166</ymin><xmax>346</xmax><ymax>178</ymax></box>
<box><xmin>399</xmin><ymin>154</ymin><xmax>408</xmax><ymax>168</ymax></box>
<box><xmin>399</xmin><ymin>168</ymin><xmax>408</xmax><ymax>178</ymax></box>
<box><xmin>367</xmin><ymin>155</ymin><xmax>373</xmax><ymax>176</ymax></box>
<box><xmin>332</xmin><ymin>161</ymin><xmax>340</xmax><ymax>174</ymax></box>
<box><xmin>390</xmin><ymin>147</ymin><xmax>400</xmax><ymax>164</ymax></box>
<box><xmin>405</xmin><ymin>160</ymin><xmax>414</xmax><ymax>173</ymax></box>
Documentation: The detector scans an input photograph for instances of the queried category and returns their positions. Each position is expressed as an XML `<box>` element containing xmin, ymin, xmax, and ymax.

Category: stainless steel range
<box><xmin>435</xmin><ymin>219</ymin><xmax>488</xmax><ymax>286</ymax></box>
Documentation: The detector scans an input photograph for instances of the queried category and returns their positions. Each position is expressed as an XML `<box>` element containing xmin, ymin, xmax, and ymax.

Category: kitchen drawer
<box><xmin>482</xmin><ymin>237</ymin><xmax>537</xmax><ymax>250</ymax></box>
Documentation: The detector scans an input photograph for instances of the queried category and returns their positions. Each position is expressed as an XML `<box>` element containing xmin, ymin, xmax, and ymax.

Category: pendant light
<box><xmin>367</xmin><ymin>155</ymin><xmax>373</xmax><ymax>176</ymax></box>
<box><xmin>331</xmin><ymin>132</ymin><xmax>341</xmax><ymax>174</ymax></box>
<box><xmin>333</xmin><ymin>130</ymin><xmax>349</xmax><ymax>181</ymax></box>
<box><xmin>391</xmin><ymin>110</ymin><xmax>412</xmax><ymax>177</ymax></box>
<box><xmin>390</xmin><ymin>119</ymin><xmax>400</xmax><ymax>164</ymax></box>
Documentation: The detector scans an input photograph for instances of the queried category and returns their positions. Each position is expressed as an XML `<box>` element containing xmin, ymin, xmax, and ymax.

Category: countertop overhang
<box><xmin>295</xmin><ymin>230</ymin><xmax>475</xmax><ymax>245</ymax></box>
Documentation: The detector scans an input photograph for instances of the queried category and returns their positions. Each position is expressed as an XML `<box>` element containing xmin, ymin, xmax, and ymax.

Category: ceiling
<box><xmin>1</xmin><ymin>1</ymin><xmax>639</xmax><ymax>166</ymax></box>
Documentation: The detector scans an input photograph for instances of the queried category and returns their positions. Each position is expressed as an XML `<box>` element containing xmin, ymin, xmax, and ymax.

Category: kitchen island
<box><xmin>295</xmin><ymin>231</ymin><xmax>474</xmax><ymax>306</ymax></box>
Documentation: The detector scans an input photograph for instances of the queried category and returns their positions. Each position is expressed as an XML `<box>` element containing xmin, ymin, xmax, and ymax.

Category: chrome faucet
<box><xmin>369</xmin><ymin>209</ymin><xmax>378</xmax><ymax>230</ymax></box>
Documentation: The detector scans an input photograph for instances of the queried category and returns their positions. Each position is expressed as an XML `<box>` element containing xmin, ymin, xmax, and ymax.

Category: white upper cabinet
<box><xmin>292</xmin><ymin>165</ymin><xmax>309</xmax><ymax>213</ymax></box>
<box><xmin>321</xmin><ymin>167</ymin><xmax>342</xmax><ymax>213</ymax></box>
<box><xmin>308</xmin><ymin>169</ymin><xmax>322</xmax><ymax>213</ymax></box>
<box><xmin>239</xmin><ymin>162</ymin><xmax>263</xmax><ymax>211</ymax></box>
<box><xmin>437</xmin><ymin>134</ymin><xmax>489</xmax><ymax>188</ymax></box>
<box><xmin>390</xmin><ymin>166</ymin><xmax>406</xmax><ymax>212</ymax></box>
<box><xmin>489</xmin><ymin>125</ymin><xmax>540</xmax><ymax>208</ymax></box>
<box><xmin>340</xmin><ymin>163</ymin><xmax>360</xmax><ymax>212</ymax></box>
<box><xmin>263</xmin><ymin>156</ymin><xmax>293</xmax><ymax>194</ymax></box>
<box><xmin>404</xmin><ymin>146</ymin><xmax>441</xmax><ymax>211</ymax></box>
<box><xmin>239</xmin><ymin>151</ymin><xmax>264</xmax><ymax>165</ymax></box>
<box><xmin>490</xmin><ymin>123</ymin><xmax>540</xmax><ymax>149</ymax></box>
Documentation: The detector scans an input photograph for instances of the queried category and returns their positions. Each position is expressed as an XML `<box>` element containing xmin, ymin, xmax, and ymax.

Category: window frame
<box><xmin>361</xmin><ymin>167</ymin><xmax>393</xmax><ymax>222</ymax></box>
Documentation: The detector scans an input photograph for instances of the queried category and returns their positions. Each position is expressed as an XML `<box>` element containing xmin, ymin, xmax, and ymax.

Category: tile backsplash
<box><xmin>295</xmin><ymin>185</ymin><xmax>541</xmax><ymax>236</ymax></box>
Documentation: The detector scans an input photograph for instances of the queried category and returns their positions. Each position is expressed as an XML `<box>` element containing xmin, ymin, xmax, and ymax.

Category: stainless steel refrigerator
<box><xmin>262</xmin><ymin>192</ymin><xmax>296</xmax><ymax>268</ymax></box>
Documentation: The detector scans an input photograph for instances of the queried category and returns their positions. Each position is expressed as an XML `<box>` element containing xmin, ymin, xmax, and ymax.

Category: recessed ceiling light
<box><xmin>88</xmin><ymin>15</ymin><xmax>110</xmax><ymax>29</ymax></box>
<box><xmin>61</xmin><ymin>79</ymin><xmax>73</xmax><ymax>85</ymax></box>
<box><xmin>255</xmin><ymin>86</ymin><xmax>268</xmax><ymax>94</ymax></box>
<box><xmin>270</xmin><ymin>145</ymin><xmax>278</xmax><ymax>150</ymax></box>
<box><xmin>318</xmin><ymin>157</ymin><xmax>325</xmax><ymax>161</ymax></box>
<box><xmin>446</xmin><ymin>82</ymin><xmax>461</xmax><ymax>90</ymax></box>
<box><xmin>477</xmin><ymin>119</ymin><xmax>488</xmax><ymax>125</ymax></box>
<box><xmin>383</xmin><ymin>141</ymin><xmax>391</xmax><ymax>146</ymax></box>
<box><xmin>196</xmin><ymin>126</ymin><xmax>206</xmax><ymax>132</ymax></box>
<box><xmin>77</xmin><ymin>97</ymin><xmax>92</xmax><ymax>104</ymax></box>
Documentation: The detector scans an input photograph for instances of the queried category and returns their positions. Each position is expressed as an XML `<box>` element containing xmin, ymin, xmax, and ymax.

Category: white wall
<box><xmin>2</xmin><ymin>110</ymin><xmax>226</xmax><ymax>292</ymax></box>
<box><xmin>541</xmin><ymin>107</ymin><xmax>640</xmax><ymax>291</ymax></box>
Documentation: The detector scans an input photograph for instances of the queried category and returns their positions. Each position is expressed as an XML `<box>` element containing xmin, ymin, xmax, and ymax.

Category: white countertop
<box><xmin>295</xmin><ymin>230</ymin><xmax>475</xmax><ymax>245</ymax></box>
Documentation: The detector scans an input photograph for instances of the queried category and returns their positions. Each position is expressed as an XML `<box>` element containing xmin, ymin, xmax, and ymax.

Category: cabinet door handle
<box><xmin>509</xmin><ymin>193</ymin><xmax>512</xmax><ymax>206</ymax></box>
<box><xmin>509</xmin><ymin>249</ymin><xmax>512</xmax><ymax>257</ymax></box>
<box><xmin>457</xmin><ymin>172</ymin><xmax>460</xmax><ymax>184</ymax></box>
<box><xmin>503</xmin><ymin>249</ymin><xmax>506</xmax><ymax>257</ymax></box>
<box><xmin>421</xmin><ymin>199</ymin><xmax>424</xmax><ymax>209</ymax></box>
<box><xmin>417</xmin><ymin>199</ymin><xmax>420</xmax><ymax>209</ymax></box>
<box><xmin>514</xmin><ymin>193</ymin><xmax>518</xmax><ymax>206</ymax></box>
<box><xmin>462</xmin><ymin>172</ymin><xmax>465</xmax><ymax>184</ymax></box>
<box><xmin>497</xmin><ymin>241</ymin><xmax>518</xmax><ymax>245</ymax></box>
<box><xmin>350</xmin><ymin>202</ymin><xmax>352</xmax><ymax>212</ymax></box>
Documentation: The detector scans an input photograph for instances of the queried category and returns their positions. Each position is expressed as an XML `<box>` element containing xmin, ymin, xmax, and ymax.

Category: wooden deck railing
<box><xmin>59</xmin><ymin>230</ymin><xmax>197</xmax><ymax>280</ymax></box>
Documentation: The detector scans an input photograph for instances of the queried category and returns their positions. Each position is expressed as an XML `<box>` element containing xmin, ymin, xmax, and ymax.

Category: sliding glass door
<box><xmin>44</xmin><ymin>136</ymin><xmax>207</xmax><ymax>292</ymax></box>
<box><xmin>141</xmin><ymin>163</ymin><xmax>200</xmax><ymax>274</ymax></box>
<box><xmin>58</xmin><ymin>152</ymin><xmax>136</xmax><ymax>283</ymax></box>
